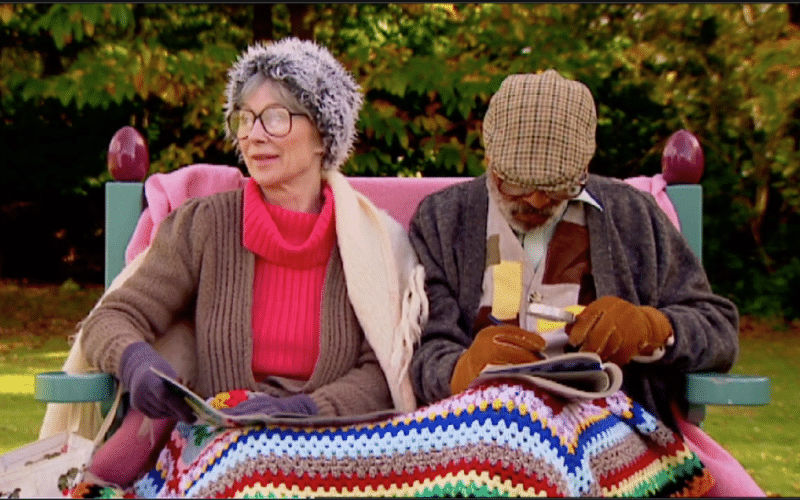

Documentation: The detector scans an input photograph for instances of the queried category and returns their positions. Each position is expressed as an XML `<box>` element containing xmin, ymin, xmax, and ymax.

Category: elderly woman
<box><xmin>78</xmin><ymin>38</ymin><xmax>425</xmax><ymax>487</ymax></box>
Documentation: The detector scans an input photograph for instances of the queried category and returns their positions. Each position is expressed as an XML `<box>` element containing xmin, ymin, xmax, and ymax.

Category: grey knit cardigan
<box><xmin>408</xmin><ymin>173</ymin><xmax>739</xmax><ymax>430</ymax></box>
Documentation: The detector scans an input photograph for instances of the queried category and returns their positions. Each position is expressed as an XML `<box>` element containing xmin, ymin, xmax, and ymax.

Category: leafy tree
<box><xmin>590</xmin><ymin>4</ymin><xmax>800</xmax><ymax>318</ymax></box>
<box><xmin>1</xmin><ymin>3</ymin><xmax>799</xmax><ymax>320</ymax></box>
<box><xmin>0</xmin><ymin>4</ymin><xmax>252</xmax><ymax>281</ymax></box>
<box><xmin>1</xmin><ymin>4</ymin><xmax>250</xmax><ymax>199</ymax></box>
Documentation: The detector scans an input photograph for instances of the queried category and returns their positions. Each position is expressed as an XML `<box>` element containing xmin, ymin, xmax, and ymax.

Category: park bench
<box><xmin>34</xmin><ymin>127</ymin><xmax>769</xmax><ymax>432</ymax></box>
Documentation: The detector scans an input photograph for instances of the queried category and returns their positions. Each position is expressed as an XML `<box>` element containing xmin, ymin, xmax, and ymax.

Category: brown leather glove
<box><xmin>450</xmin><ymin>325</ymin><xmax>547</xmax><ymax>395</ymax></box>
<box><xmin>565</xmin><ymin>295</ymin><xmax>673</xmax><ymax>366</ymax></box>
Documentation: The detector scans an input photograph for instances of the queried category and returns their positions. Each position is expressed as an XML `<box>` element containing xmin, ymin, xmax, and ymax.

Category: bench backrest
<box><xmin>36</xmin><ymin>130</ymin><xmax>766</xmax><ymax>434</ymax></box>
<box><xmin>104</xmin><ymin>175</ymin><xmax>702</xmax><ymax>288</ymax></box>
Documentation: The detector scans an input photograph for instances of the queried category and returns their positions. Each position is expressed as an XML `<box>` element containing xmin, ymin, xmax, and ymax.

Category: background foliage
<box><xmin>1</xmin><ymin>3</ymin><xmax>799</xmax><ymax>320</ymax></box>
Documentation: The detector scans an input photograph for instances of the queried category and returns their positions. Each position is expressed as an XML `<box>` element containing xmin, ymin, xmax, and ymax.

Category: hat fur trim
<box><xmin>225</xmin><ymin>38</ymin><xmax>363</xmax><ymax>171</ymax></box>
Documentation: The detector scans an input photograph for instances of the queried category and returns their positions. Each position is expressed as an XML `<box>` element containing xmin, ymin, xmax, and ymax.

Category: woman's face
<box><xmin>239</xmin><ymin>82</ymin><xmax>325</xmax><ymax>192</ymax></box>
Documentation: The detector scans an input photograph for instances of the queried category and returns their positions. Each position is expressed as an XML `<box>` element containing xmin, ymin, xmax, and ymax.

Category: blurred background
<box><xmin>1</xmin><ymin>3</ymin><xmax>799</xmax><ymax>321</ymax></box>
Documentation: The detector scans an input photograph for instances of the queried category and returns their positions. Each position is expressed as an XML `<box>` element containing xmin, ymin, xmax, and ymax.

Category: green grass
<box><xmin>701</xmin><ymin>334</ymin><xmax>800</xmax><ymax>497</ymax></box>
<box><xmin>0</xmin><ymin>336</ymin><xmax>72</xmax><ymax>451</ymax></box>
<box><xmin>0</xmin><ymin>280</ymin><xmax>101</xmax><ymax>451</ymax></box>
<box><xmin>0</xmin><ymin>280</ymin><xmax>797</xmax><ymax>496</ymax></box>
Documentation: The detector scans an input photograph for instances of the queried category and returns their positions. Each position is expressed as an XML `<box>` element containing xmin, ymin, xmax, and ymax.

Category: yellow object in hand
<box><xmin>537</xmin><ymin>304</ymin><xmax>586</xmax><ymax>333</ymax></box>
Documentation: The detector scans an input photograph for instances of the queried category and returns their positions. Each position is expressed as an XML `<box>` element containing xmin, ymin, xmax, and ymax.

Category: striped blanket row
<box><xmin>72</xmin><ymin>378</ymin><xmax>713</xmax><ymax>498</ymax></box>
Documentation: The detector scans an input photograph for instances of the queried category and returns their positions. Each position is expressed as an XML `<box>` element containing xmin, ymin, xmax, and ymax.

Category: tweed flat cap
<box><xmin>224</xmin><ymin>37</ymin><xmax>363</xmax><ymax>171</ymax></box>
<box><xmin>482</xmin><ymin>70</ymin><xmax>597</xmax><ymax>192</ymax></box>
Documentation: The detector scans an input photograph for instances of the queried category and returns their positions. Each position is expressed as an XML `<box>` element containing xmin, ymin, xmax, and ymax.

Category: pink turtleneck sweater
<box><xmin>242</xmin><ymin>178</ymin><xmax>336</xmax><ymax>382</ymax></box>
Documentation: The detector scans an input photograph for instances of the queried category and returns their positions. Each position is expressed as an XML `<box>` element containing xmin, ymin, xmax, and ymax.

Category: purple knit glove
<box><xmin>219</xmin><ymin>393</ymin><xmax>318</xmax><ymax>417</ymax></box>
<box><xmin>119</xmin><ymin>341</ymin><xmax>195</xmax><ymax>422</ymax></box>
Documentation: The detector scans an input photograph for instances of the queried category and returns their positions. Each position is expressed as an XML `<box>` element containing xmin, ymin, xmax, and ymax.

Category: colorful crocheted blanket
<box><xmin>71</xmin><ymin>378</ymin><xmax>713</xmax><ymax>498</ymax></box>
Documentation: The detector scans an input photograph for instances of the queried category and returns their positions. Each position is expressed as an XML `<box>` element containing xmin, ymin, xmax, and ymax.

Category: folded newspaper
<box><xmin>470</xmin><ymin>351</ymin><xmax>623</xmax><ymax>400</ymax></box>
<box><xmin>153</xmin><ymin>351</ymin><xmax>622</xmax><ymax>427</ymax></box>
<box><xmin>149</xmin><ymin>367</ymin><xmax>399</xmax><ymax>428</ymax></box>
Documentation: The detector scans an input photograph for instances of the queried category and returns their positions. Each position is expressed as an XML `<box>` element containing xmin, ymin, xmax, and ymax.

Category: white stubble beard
<box><xmin>486</xmin><ymin>176</ymin><xmax>569</xmax><ymax>234</ymax></box>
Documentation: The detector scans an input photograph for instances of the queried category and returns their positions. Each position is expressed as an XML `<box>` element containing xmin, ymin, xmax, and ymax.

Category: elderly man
<box><xmin>408</xmin><ymin>70</ymin><xmax>739</xmax><ymax>431</ymax></box>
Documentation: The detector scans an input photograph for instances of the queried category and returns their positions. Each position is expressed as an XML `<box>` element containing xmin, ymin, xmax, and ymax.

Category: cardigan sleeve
<box><xmin>586</xmin><ymin>177</ymin><xmax>739</xmax><ymax>427</ymax></box>
<box><xmin>80</xmin><ymin>197</ymin><xmax>210</xmax><ymax>378</ymax></box>
<box><xmin>408</xmin><ymin>178</ymin><xmax>489</xmax><ymax>405</ymax></box>
<box><xmin>586</xmin><ymin>177</ymin><xmax>739</xmax><ymax>375</ymax></box>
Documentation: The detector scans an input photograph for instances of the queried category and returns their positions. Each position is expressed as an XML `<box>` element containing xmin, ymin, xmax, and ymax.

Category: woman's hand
<box><xmin>120</xmin><ymin>341</ymin><xmax>195</xmax><ymax>422</ymax></box>
<box><xmin>218</xmin><ymin>393</ymin><xmax>318</xmax><ymax>417</ymax></box>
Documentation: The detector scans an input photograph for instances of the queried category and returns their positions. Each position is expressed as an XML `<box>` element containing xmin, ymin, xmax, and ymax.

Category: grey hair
<box><xmin>238</xmin><ymin>74</ymin><xmax>311</xmax><ymax>117</ymax></box>
<box><xmin>224</xmin><ymin>37</ymin><xmax>363</xmax><ymax>171</ymax></box>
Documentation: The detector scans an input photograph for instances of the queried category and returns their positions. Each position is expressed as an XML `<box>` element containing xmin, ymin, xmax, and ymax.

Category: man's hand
<box><xmin>565</xmin><ymin>296</ymin><xmax>673</xmax><ymax>365</ymax></box>
<box><xmin>450</xmin><ymin>325</ymin><xmax>546</xmax><ymax>395</ymax></box>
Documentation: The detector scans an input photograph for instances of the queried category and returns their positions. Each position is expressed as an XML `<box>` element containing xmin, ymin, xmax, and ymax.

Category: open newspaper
<box><xmin>153</xmin><ymin>352</ymin><xmax>622</xmax><ymax>428</ymax></box>
<box><xmin>470</xmin><ymin>351</ymin><xmax>623</xmax><ymax>400</ymax></box>
<box><xmin>149</xmin><ymin>367</ymin><xmax>399</xmax><ymax>428</ymax></box>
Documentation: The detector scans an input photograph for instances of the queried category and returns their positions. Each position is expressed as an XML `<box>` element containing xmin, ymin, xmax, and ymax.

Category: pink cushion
<box><xmin>126</xmin><ymin>164</ymin><xmax>689</xmax><ymax>255</ymax></box>
<box><xmin>126</xmin><ymin>167</ymin><xmax>470</xmax><ymax>260</ymax></box>
<box><xmin>673</xmin><ymin>404</ymin><xmax>765</xmax><ymax>497</ymax></box>
<box><xmin>348</xmin><ymin>177</ymin><xmax>471</xmax><ymax>230</ymax></box>
<box><xmin>623</xmin><ymin>173</ymin><xmax>681</xmax><ymax>231</ymax></box>
<box><xmin>126</xmin><ymin>164</ymin><xmax>247</xmax><ymax>264</ymax></box>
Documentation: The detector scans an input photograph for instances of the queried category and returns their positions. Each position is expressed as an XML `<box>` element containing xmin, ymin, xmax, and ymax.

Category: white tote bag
<box><xmin>0</xmin><ymin>387</ymin><xmax>121</xmax><ymax>498</ymax></box>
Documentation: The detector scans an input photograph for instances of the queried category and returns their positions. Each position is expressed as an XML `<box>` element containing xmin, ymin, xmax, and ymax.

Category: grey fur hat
<box><xmin>224</xmin><ymin>37</ymin><xmax>363</xmax><ymax>171</ymax></box>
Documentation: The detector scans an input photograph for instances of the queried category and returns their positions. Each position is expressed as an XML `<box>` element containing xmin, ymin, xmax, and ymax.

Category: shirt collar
<box><xmin>573</xmin><ymin>188</ymin><xmax>603</xmax><ymax>211</ymax></box>
<box><xmin>509</xmin><ymin>188</ymin><xmax>602</xmax><ymax>242</ymax></box>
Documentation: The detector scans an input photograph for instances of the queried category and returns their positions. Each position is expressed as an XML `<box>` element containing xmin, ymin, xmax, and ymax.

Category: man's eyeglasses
<box><xmin>228</xmin><ymin>105</ymin><xmax>306</xmax><ymax>139</ymax></box>
<box><xmin>492</xmin><ymin>169</ymin><xmax>583</xmax><ymax>202</ymax></box>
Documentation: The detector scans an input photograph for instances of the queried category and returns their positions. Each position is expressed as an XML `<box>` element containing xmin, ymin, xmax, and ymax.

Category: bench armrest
<box><xmin>685</xmin><ymin>372</ymin><xmax>770</xmax><ymax>406</ymax></box>
<box><xmin>34</xmin><ymin>371</ymin><xmax>117</xmax><ymax>404</ymax></box>
<box><xmin>683</xmin><ymin>372</ymin><xmax>771</xmax><ymax>425</ymax></box>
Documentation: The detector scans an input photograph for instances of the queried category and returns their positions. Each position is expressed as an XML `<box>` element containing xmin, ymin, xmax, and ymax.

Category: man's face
<box><xmin>487</xmin><ymin>169</ymin><xmax>573</xmax><ymax>233</ymax></box>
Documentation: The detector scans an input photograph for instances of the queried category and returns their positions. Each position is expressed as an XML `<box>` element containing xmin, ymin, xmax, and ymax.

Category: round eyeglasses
<box><xmin>228</xmin><ymin>105</ymin><xmax>306</xmax><ymax>139</ymax></box>
<box><xmin>493</xmin><ymin>171</ymin><xmax>583</xmax><ymax>202</ymax></box>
